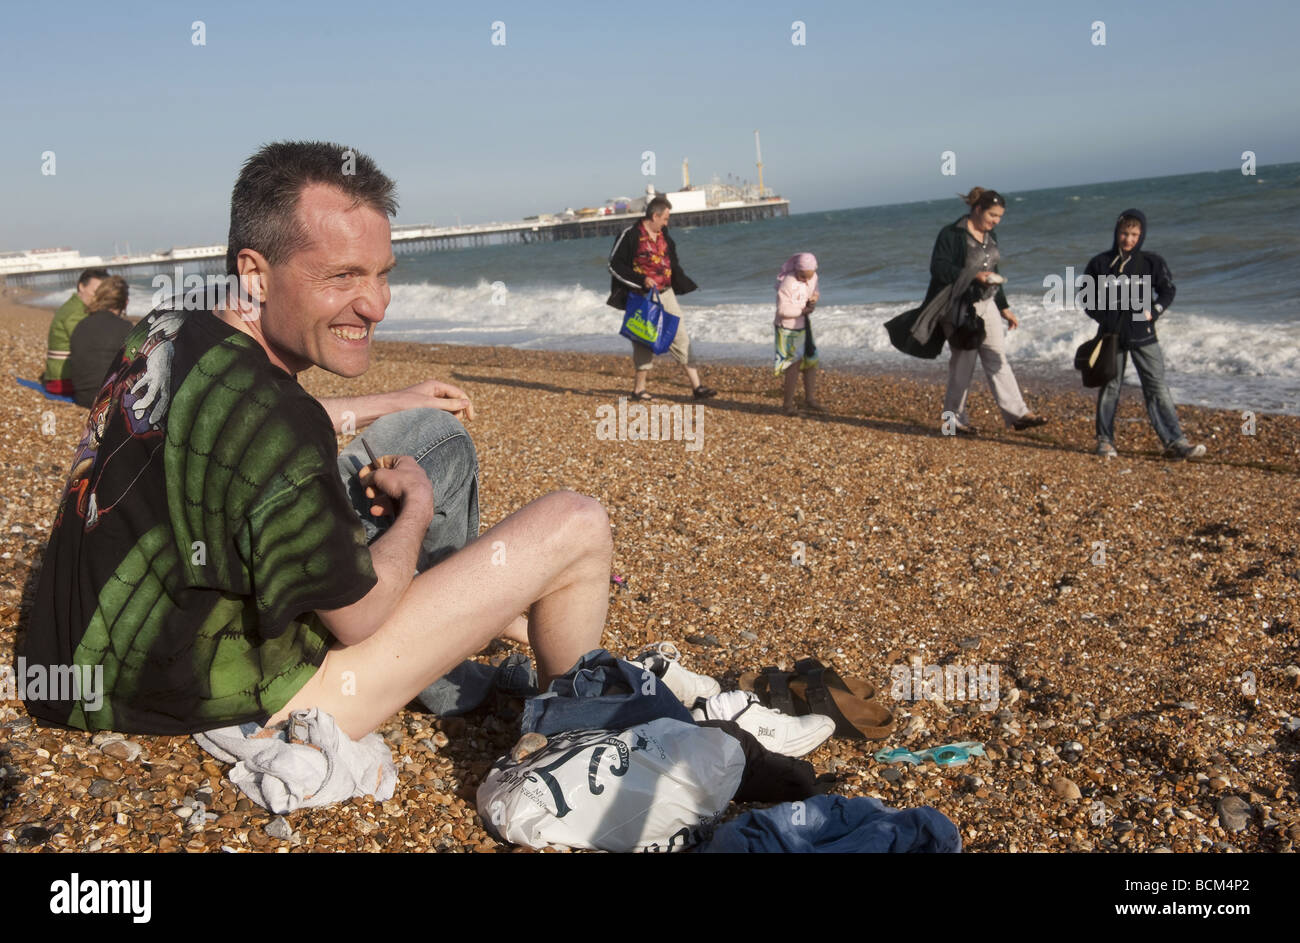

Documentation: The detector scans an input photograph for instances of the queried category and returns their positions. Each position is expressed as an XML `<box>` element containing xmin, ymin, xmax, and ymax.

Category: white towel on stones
<box><xmin>193</xmin><ymin>708</ymin><xmax>397</xmax><ymax>813</ymax></box>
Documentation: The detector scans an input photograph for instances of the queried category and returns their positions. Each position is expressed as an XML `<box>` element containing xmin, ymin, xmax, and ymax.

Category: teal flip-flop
<box><xmin>874</xmin><ymin>741</ymin><xmax>986</xmax><ymax>768</ymax></box>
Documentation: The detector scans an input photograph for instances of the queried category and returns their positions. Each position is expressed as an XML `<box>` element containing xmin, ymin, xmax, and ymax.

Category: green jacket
<box><xmin>44</xmin><ymin>293</ymin><xmax>89</xmax><ymax>381</ymax></box>
<box><xmin>923</xmin><ymin>216</ymin><xmax>1010</xmax><ymax>312</ymax></box>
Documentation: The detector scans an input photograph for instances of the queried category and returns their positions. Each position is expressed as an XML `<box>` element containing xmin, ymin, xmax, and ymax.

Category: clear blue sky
<box><xmin>3</xmin><ymin>0</ymin><xmax>1298</xmax><ymax>255</ymax></box>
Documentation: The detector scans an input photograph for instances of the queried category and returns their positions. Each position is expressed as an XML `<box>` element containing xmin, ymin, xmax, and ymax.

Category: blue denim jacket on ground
<box><xmin>415</xmin><ymin>653</ymin><xmax>537</xmax><ymax>716</ymax></box>
<box><xmin>520</xmin><ymin>649</ymin><xmax>694</xmax><ymax>736</ymax></box>
<box><xmin>699</xmin><ymin>794</ymin><xmax>962</xmax><ymax>853</ymax></box>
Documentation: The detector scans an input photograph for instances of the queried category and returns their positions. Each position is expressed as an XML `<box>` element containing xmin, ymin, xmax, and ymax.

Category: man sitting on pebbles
<box><xmin>20</xmin><ymin>141</ymin><xmax>611</xmax><ymax>742</ymax></box>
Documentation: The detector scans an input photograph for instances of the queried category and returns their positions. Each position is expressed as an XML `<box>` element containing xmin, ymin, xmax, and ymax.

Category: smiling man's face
<box><xmin>257</xmin><ymin>183</ymin><xmax>395</xmax><ymax>378</ymax></box>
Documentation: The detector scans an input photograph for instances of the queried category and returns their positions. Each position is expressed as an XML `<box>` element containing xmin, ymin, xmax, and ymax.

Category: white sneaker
<box><xmin>631</xmin><ymin>642</ymin><xmax>720</xmax><ymax>705</ymax></box>
<box><xmin>1165</xmin><ymin>441</ymin><xmax>1206</xmax><ymax>460</ymax></box>
<box><xmin>691</xmin><ymin>691</ymin><xmax>835</xmax><ymax>758</ymax></box>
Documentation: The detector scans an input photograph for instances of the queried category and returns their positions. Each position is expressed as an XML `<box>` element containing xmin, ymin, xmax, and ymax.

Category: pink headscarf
<box><xmin>775</xmin><ymin>252</ymin><xmax>818</xmax><ymax>291</ymax></box>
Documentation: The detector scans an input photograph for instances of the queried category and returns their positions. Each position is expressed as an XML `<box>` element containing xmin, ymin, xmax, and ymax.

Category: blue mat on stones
<box><xmin>15</xmin><ymin>377</ymin><xmax>75</xmax><ymax>403</ymax></box>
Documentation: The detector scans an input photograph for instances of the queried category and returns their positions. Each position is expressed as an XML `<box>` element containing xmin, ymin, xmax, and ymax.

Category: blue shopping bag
<box><xmin>619</xmin><ymin>288</ymin><xmax>679</xmax><ymax>355</ymax></box>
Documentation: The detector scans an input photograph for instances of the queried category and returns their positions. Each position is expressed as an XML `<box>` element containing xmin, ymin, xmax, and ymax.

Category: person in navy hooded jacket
<box><xmin>1081</xmin><ymin>209</ymin><xmax>1205</xmax><ymax>460</ymax></box>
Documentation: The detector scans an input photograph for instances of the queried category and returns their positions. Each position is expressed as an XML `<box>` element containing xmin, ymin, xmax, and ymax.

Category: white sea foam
<box><xmin>29</xmin><ymin>288</ymin><xmax>75</xmax><ymax>309</ymax></box>
<box><xmin>378</xmin><ymin>282</ymin><xmax>1300</xmax><ymax>413</ymax></box>
<box><xmin>27</xmin><ymin>279</ymin><xmax>1298</xmax><ymax>413</ymax></box>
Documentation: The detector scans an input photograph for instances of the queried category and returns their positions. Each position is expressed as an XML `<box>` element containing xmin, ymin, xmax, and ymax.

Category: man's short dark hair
<box><xmin>77</xmin><ymin>267</ymin><xmax>110</xmax><ymax>286</ymax></box>
<box><xmin>1117</xmin><ymin>214</ymin><xmax>1143</xmax><ymax>231</ymax></box>
<box><xmin>226</xmin><ymin>141</ymin><xmax>399</xmax><ymax>276</ymax></box>
<box><xmin>644</xmin><ymin>196</ymin><xmax>673</xmax><ymax>219</ymax></box>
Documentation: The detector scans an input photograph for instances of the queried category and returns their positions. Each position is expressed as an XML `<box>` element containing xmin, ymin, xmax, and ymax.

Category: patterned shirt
<box><xmin>632</xmin><ymin>223</ymin><xmax>672</xmax><ymax>290</ymax></box>
<box><xmin>21</xmin><ymin>307</ymin><xmax>377</xmax><ymax>734</ymax></box>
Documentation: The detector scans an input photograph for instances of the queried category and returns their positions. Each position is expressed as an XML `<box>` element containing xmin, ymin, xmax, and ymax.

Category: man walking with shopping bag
<box><xmin>607</xmin><ymin>196</ymin><xmax>716</xmax><ymax>402</ymax></box>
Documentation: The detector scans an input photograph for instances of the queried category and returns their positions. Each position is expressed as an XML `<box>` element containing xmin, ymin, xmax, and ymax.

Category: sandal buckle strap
<box><xmin>761</xmin><ymin>667</ymin><xmax>797</xmax><ymax>716</ymax></box>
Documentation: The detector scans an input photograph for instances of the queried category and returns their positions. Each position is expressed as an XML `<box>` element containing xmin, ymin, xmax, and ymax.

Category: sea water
<box><xmin>38</xmin><ymin>164</ymin><xmax>1300</xmax><ymax>414</ymax></box>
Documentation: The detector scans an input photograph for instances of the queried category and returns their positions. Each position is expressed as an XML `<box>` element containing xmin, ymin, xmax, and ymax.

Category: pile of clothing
<box><xmin>476</xmin><ymin>647</ymin><xmax>961</xmax><ymax>853</ymax></box>
<box><xmin>193</xmin><ymin>643</ymin><xmax>962</xmax><ymax>852</ymax></box>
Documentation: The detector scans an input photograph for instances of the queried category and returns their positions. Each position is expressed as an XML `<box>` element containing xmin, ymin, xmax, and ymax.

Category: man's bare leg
<box><xmin>500</xmin><ymin>614</ymin><xmax>530</xmax><ymax>644</ymax></box>
<box><xmin>269</xmin><ymin>490</ymin><xmax>611</xmax><ymax>739</ymax></box>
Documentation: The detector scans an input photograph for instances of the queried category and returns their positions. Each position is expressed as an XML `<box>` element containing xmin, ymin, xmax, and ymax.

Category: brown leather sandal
<box><xmin>786</xmin><ymin>658</ymin><xmax>895</xmax><ymax>741</ymax></box>
<box><xmin>742</xmin><ymin>660</ymin><xmax>894</xmax><ymax>741</ymax></box>
<box><xmin>739</xmin><ymin>667</ymin><xmax>797</xmax><ymax>716</ymax></box>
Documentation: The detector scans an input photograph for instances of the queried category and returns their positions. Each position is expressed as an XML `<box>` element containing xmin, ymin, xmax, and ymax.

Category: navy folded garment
<box><xmin>520</xmin><ymin>648</ymin><xmax>693</xmax><ymax>736</ymax></box>
<box><xmin>699</xmin><ymin>794</ymin><xmax>962</xmax><ymax>853</ymax></box>
<box><xmin>697</xmin><ymin>719</ymin><xmax>836</xmax><ymax>803</ymax></box>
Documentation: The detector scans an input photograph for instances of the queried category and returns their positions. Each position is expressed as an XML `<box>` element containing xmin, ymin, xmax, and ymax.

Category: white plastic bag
<box><xmin>477</xmin><ymin>718</ymin><xmax>746</xmax><ymax>852</ymax></box>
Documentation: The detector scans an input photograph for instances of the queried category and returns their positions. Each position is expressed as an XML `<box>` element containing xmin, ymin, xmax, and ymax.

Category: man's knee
<box><xmin>1133</xmin><ymin>369</ymin><xmax>1166</xmax><ymax>400</ymax></box>
<box><xmin>375</xmin><ymin>406</ymin><xmax>470</xmax><ymax>447</ymax></box>
<box><xmin>546</xmin><ymin>490</ymin><xmax>611</xmax><ymax>554</ymax></box>
<box><xmin>369</xmin><ymin>408</ymin><xmax>477</xmax><ymax>472</ymax></box>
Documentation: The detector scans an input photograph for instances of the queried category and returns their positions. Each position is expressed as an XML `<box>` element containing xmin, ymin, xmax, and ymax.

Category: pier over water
<box><xmin>2</xmin><ymin>199</ymin><xmax>790</xmax><ymax>290</ymax></box>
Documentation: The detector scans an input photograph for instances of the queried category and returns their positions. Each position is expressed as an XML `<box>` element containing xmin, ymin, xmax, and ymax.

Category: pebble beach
<box><xmin>2</xmin><ymin>294</ymin><xmax>1298</xmax><ymax>854</ymax></box>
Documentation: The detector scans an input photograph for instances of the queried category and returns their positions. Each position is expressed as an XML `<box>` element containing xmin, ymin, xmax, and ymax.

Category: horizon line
<box><xmin>5</xmin><ymin>159</ymin><xmax>1295</xmax><ymax>258</ymax></box>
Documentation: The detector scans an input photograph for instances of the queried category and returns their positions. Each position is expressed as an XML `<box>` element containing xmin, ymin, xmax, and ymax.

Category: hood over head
<box><xmin>775</xmin><ymin>252</ymin><xmax>818</xmax><ymax>292</ymax></box>
<box><xmin>1111</xmin><ymin>207</ymin><xmax>1148</xmax><ymax>256</ymax></box>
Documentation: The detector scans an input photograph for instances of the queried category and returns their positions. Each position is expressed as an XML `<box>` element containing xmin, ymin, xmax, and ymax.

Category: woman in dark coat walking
<box><xmin>931</xmin><ymin>188</ymin><xmax>1046</xmax><ymax>434</ymax></box>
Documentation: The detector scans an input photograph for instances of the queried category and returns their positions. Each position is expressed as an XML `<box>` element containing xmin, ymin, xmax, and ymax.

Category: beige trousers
<box><xmin>631</xmin><ymin>287</ymin><xmax>693</xmax><ymax>370</ymax></box>
<box><xmin>943</xmin><ymin>297</ymin><xmax>1029</xmax><ymax>426</ymax></box>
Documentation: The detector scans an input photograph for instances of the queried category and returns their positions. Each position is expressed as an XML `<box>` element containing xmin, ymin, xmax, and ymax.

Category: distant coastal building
<box><xmin>2</xmin><ymin>138</ymin><xmax>786</xmax><ymax>286</ymax></box>
<box><xmin>0</xmin><ymin>248</ymin><xmax>104</xmax><ymax>276</ymax></box>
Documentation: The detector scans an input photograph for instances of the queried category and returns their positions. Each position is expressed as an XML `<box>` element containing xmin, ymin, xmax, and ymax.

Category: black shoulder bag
<box><xmin>947</xmin><ymin>283</ymin><xmax>987</xmax><ymax>351</ymax></box>
<box><xmin>1074</xmin><ymin>330</ymin><xmax>1119</xmax><ymax>388</ymax></box>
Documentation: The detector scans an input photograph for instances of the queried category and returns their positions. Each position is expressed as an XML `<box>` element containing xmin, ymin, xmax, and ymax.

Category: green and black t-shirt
<box><xmin>21</xmin><ymin>307</ymin><xmax>377</xmax><ymax>734</ymax></box>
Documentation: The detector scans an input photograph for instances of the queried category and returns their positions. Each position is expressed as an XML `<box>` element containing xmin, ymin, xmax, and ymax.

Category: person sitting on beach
<box><xmin>773</xmin><ymin>252</ymin><xmax>823</xmax><ymax>416</ymax></box>
<box><xmin>20</xmin><ymin>141</ymin><xmax>611</xmax><ymax>739</ymax></box>
<box><xmin>1082</xmin><ymin>209</ymin><xmax>1205</xmax><ymax>460</ymax></box>
<box><xmin>930</xmin><ymin>188</ymin><xmax>1047</xmax><ymax>435</ymax></box>
<box><xmin>607</xmin><ymin>196</ymin><xmax>716</xmax><ymax>402</ymax></box>
<box><xmin>65</xmin><ymin>276</ymin><xmax>133</xmax><ymax>409</ymax></box>
<box><xmin>42</xmin><ymin>267</ymin><xmax>109</xmax><ymax>396</ymax></box>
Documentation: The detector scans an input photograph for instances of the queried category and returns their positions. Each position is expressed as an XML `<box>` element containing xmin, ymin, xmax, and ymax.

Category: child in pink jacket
<box><xmin>774</xmin><ymin>252</ymin><xmax>822</xmax><ymax>415</ymax></box>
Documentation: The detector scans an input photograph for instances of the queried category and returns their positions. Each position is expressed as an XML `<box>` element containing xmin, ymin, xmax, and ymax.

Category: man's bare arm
<box><xmin>315</xmin><ymin>456</ymin><xmax>435</xmax><ymax>645</ymax></box>
<box><xmin>316</xmin><ymin>390</ymin><xmax>410</xmax><ymax>433</ymax></box>
<box><xmin>315</xmin><ymin>510</ymin><xmax>426</xmax><ymax>645</ymax></box>
<box><xmin>316</xmin><ymin>379</ymin><xmax>475</xmax><ymax>433</ymax></box>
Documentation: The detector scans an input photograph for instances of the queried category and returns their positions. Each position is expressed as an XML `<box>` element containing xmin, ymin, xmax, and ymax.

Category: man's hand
<box><xmin>1002</xmin><ymin>309</ymin><xmax>1019</xmax><ymax>330</ymax></box>
<box><xmin>398</xmin><ymin>379</ymin><xmax>475</xmax><ymax>422</ymax></box>
<box><xmin>644</xmin><ymin>277</ymin><xmax>654</xmax><ymax>290</ymax></box>
<box><xmin>358</xmin><ymin>454</ymin><xmax>435</xmax><ymax>524</ymax></box>
<box><xmin>810</xmin><ymin>290</ymin><xmax>820</xmax><ymax>303</ymax></box>
<box><xmin>974</xmin><ymin>271</ymin><xmax>992</xmax><ymax>284</ymax></box>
